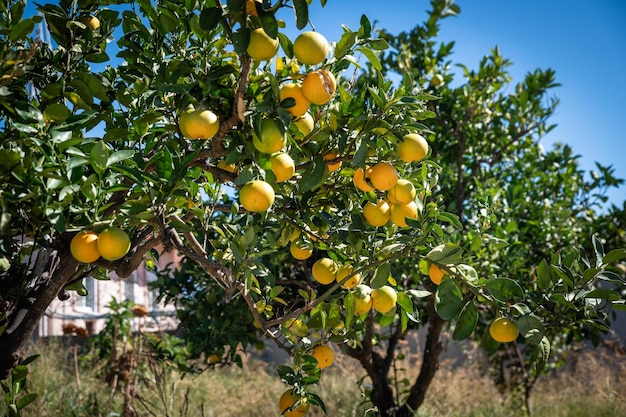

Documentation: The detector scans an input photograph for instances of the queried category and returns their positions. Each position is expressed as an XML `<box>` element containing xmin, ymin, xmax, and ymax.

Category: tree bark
<box><xmin>398</xmin><ymin>296</ymin><xmax>446</xmax><ymax>416</ymax></box>
<box><xmin>0</xmin><ymin>241</ymin><xmax>79</xmax><ymax>379</ymax></box>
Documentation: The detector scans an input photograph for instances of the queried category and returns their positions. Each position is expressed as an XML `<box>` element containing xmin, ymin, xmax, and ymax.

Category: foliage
<box><xmin>0</xmin><ymin>0</ymin><xmax>624</xmax><ymax>416</ymax></box>
<box><xmin>0</xmin><ymin>355</ymin><xmax>38</xmax><ymax>417</ymax></box>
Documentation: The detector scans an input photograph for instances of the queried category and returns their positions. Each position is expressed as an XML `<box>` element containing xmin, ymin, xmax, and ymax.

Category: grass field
<box><xmin>3</xmin><ymin>337</ymin><xmax>625</xmax><ymax>417</ymax></box>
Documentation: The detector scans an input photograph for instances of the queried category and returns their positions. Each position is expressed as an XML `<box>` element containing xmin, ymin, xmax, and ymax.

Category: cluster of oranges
<box><xmin>70</xmin><ymin>227</ymin><xmax>131</xmax><ymax>263</ymax></box>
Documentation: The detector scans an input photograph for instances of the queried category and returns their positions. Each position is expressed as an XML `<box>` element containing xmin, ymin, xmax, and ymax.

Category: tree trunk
<box><xmin>0</xmin><ymin>242</ymin><xmax>79</xmax><ymax>379</ymax></box>
<box><xmin>398</xmin><ymin>296</ymin><xmax>446</xmax><ymax>416</ymax></box>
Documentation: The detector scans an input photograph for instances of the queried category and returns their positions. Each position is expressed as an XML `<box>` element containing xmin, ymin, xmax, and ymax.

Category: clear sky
<box><xmin>298</xmin><ymin>0</ymin><xmax>626</xmax><ymax>206</ymax></box>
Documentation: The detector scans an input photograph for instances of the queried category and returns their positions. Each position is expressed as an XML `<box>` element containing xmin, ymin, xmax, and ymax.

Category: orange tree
<box><xmin>0</xmin><ymin>0</ymin><xmax>624</xmax><ymax>416</ymax></box>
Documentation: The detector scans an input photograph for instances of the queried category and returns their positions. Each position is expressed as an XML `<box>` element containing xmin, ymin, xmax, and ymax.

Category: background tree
<box><xmin>0</xmin><ymin>1</ymin><xmax>624</xmax><ymax>417</ymax></box>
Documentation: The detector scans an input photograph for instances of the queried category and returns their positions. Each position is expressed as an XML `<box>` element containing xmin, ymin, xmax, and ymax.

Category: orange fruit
<box><xmin>293</xmin><ymin>112</ymin><xmax>314</xmax><ymax>136</ymax></box>
<box><xmin>489</xmin><ymin>318</ymin><xmax>519</xmax><ymax>343</ymax></box>
<box><xmin>353</xmin><ymin>166</ymin><xmax>374</xmax><ymax>192</ymax></box>
<box><xmin>179</xmin><ymin>108</ymin><xmax>219</xmax><ymax>140</ymax></box>
<box><xmin>293</xmin><ymin>31</ymin><xmax>329</xmax><ymax>65</ymax></box>
<box><xmin>312</xmin><ymin>257</ymin><xmax>338</xmax><ymax>285</ymax></box>
<box><xmin>70</xmin><ymin>230</ymin><xmax>100</xmax><ymax>263</ymax></box>
<box><xmin>371</xmin><ymin>285</ymin><xmax>397</xmax><ymax>313</ymax></box>
<box><xmin>336</xmin><ymin>264</ymin><xmax>361</xmax><ymax>289</ymax></box>
<box><xmin>363</xmin><ymin>200</ymin><xmax>390</xmax><ymax>227</ymax></box>
<box><xmin>398</xmin><ymin>133</ymin><xmax>429</xmax><ymax>163</ymax></box>
<box><xmin>322</xmin><ymin>150</ymin><xmax>342</xmax><ymax>172</ymax></box>
<box><xmin>97</xmin><ymin>227</ymin><xmax>131</xmax><ymax>261</ymax></box>
<box><xmin>311</xmin><ymin>344</ymin><xmax>335</xmax><ymax>369</ymax></box>
<box><xmin>81</xmin><ymin>15</ymin><xmax>100</xmax><ymax>30</ymax></box>
<box><xmin>239</xmin><ymin>180</ymin><xmax>275</xmax><ymax>212</ymax></box>
<box><xmin>369</xmin><ymin>162</ymin><xmax>398</xmax><ymax>191</ymax></box>
<box><xmin>390</xmin><ymin>201</ymin><xmax>418</xmax><ymax>227</ymax></box>
<box><xmin>428</xmin><ymin>263</ymin><xmax>445</xmax><ymax>285</ymax></box>
<box><xmin>253</xmin><ymin>119</ymin><xmax>286</xmax><ymax>154</ymax></box>
<box><xmin>290</xmin><ymin>240</ymin><xmax>313</xmax><ymax>260</ymax></box>
<box><xmin>247</xmin><ymin>27</ymin><xmax>279</xmax><ymax>61</ymax></box>
<box><xmin>279</xmin><ymin>83</ymin><xmax>310</xmax><ymax>117</ymax></box>
<box><xmin>302</xmin><ymin>69</ymin><xmax>336</xmax><ymax>105</ymax></box>
<box><xmin>353</xmin><ymin>284</ymin><xmax>373</xmax><ymax>315</ymax></box>
<box><xmin>270</xmin><ymin>152</ymin><xmax>295</xmax><ymax>182</ymax></box>
<box><xmin>387</xmin><ymin>178</ymin><xmax>416</xmax><ymax>204</ymax></box>
<box><xmin>279</xmin><ymin>389</ymin><xmax>310</xmax><ymax>417</ymax></box>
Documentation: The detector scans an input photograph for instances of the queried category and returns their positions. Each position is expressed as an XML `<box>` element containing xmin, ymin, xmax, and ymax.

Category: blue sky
<box><xmin>300</xmin><ymin>0</ymin><xmax>626</xmax><ymax>206</ymax></box>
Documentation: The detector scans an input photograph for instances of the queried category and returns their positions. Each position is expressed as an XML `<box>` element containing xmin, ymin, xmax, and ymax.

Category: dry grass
<box><xmin>10</xmin><ymin>337</ymin><xmax>626</xmax><ymax>417</ymax></box>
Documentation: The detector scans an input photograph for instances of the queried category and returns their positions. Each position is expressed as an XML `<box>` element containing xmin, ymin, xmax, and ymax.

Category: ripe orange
<box><xmin>322</xmin><ymin>150</ymin><xmax>342</xmax><ymax>172</ymax></box>
<box><xmin>179</xmin><ymin>108</ymin><xmax>219</xmax><ymax>140</ymax></box>
<box><xmin>290</xmin><ymin>240</ymin><xmax>313</xmax><ymax>260</ymax></box>
<box><xmin>353</xmin><ymin>166</ymin><xmax>374</xmax><ymax>192</ymax></box>
<box><xmin>279</xmin><ymin>83</ymin><xmax>310</xmax><ymax>117</ymax></box>
<box><xmin>97</xmin><ymin>227</ymin><xmax>131</xmax><ymax>261</ymax></box>
<box><xmin>428</xmin><ymin>263</ymin><xmax>445</xmax><ymax>285</ymax></box>
<box><xmin>387</xmin><ymin>178</ymin><xmax>416</xmax><ymax>204</ymax></box>
<box><xmin>489</xmin><ymin>317</ymin><xmax>519</xmax><ymax>343</ymax></box>
<box><xmin>312</xmin><ymin>257</ymin><xmax>338</xmax><ymax>285</ymax></box>
<box><xmin>247</xmin><ymin>27</ymin><xmax>279</xmax><ymax>61</ymax></box>
<box><xmin>390</xmin><ymin>201</ymin><xmax>418</xmax><ymax>227</ymax></box>
<box><xmin>253</xmin><ymin>119</ymin><xmax>286</xmax><ymax>154</ymax></box>
<box><xmin>363</xmin><ymin>200</ymin><xmax>390</xmax><ymax>227</ymax></box>
<box><xmin>369</xmin><ymin>162</ymin><xmax>398</xmax><ymax>191</ymax></box>
<box><xmin>239</xmin><ymin>180</ymin><xmax>275</xmax><ymax>212</ymax></box>
<box><xmin>217</xmin><ymin>159</ymin><xmax>238</xmax><ymax>173</ymax></box>
<box><xmin>270</xmin><ymin>152</ymin><xmax>295</xmax><ymax>182</ymax></box>
<box><xmin>431</xmin><ymin>74</ymin><xmax>444</xmax><ymax>86</ymax></box>
<box><xmin>70</xmin><ymin>230</ymin><xmax>100</xmax><ymax>263</ymax></box>
<box><xmin>371</xmin><ymin>285</ymin><xmax>397</xmax><ymax>313</ymax></box>
<box><xmin>293</xmin><ymin>31</ymin><xmax>329</xmax><ymax>65</ymax></box>
<box><xmin>279</xmin><ymin>389</ymin><xmax>310</xmax><ymax>417</ymax></box>
<box><xmin>311</xmin><ymin>344</ymin><xmax>335</xmax><ymax>369</ymax></box>
<box><xmin>398</xmin><ymin>133</ymin><xmax>429</xmax><ymax>163</ymax></box>
<box><xmin>302</xmin><ymin>69</ymin><xmax>336</xmax><ymax>105</ymax></box>
<box><xmin>336</xmin><ymin>264</ymin><xmax>361</xmax><ymax>289</ymax></box>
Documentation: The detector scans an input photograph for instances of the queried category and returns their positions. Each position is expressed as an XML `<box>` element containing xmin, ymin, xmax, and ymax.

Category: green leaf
<box><xmin>602</xmin><ymin>248</ymin><xmax>626</xmax><ymax>264</ymax></box>
<box><xmin>90</xmin><ymin>141</ymin><xmax>110</xmax><ymax>173</ymax></box>
<box><xmin>534</xmin><ymin>336</ymin><xmax>551</xmax><ymax>374</ymax></box>
<box><xmin>425</xmin><ymin>243</ymin><xmax>462</xmax><ymax>265</ymax></box>
<box><xmin>107</xmin><ymin>150</ymin><xmax>135</xmax><ymax>168</ymax></box>
<box><xmin>335</xmin><ymin>31</ymin><xmax>357</xmax><ymax>59</ymax></box>
<box><xmin>299</xmin><ymin>157</ymin><xmax>326</xmax><ymax>192</ymax></box>
<box><xmin>437</xmin><ymin>211</ymin><xmax>462</xmax><ymax>230</ymax></box>
<box><xmin>357</xmin><ymin>46</ymin><xmax>381</xmax><ymax>71</ymax></box>
<box><xmin>592</xmin><ymin>234</ymin><xmax>604</xmax><ymax>265</ymax></box>
<box><xmin>292</xmin><ymin>0</ymin><xmax>309</xmax><ymax>30</ymax></box>
<box><xmin>486</xmin><ymin>278</ymin><xmax>524</xmax><ymax>302</ymax></box>
<box><xmin>453</xmin><ymin>301</ymin><xmax>477</xmax><ymax>341</ymax></box>
<box><xmin>584</xmin><ymin>288</ymin><xmax>622</xmax><ymax>301</ymax></box>
<box><xmin>155</xmin><ymin>150</ymin><xmax>173</xmax><ymax>180</ymax></box>
<box><xmin>358</xmin><ymin>14</ymin><xmax>371</xmax><ymax>38</ymax></box>
<box><xmin>259</xmin><ymin>9</ymin><xmax>278</xmax><ymax>38</ymax></box>
<box><xmin>199</xmin><ymin>7</ymin><xmax>222</xmax><ymax>32</ymax></box>
<box><xmin>10</xmin><ymin>17</ymin><xmax>41</xmax><ymax>41</ymax></box>
<box><xmin>396</xmin><ymin>292</ymin><xmax>413</xmax><ymax>314</ymax></box>
<box><xmin>536</xmin><ymin>259</ymin><xmax>551</xmax><ymax>289</ymax></box>
<box><xmin>434</xmin><ymin>278</ymin><xmax>463</xmax><ymax>320</ymax></box>
<box><xmin>369</xmin><ymin>38</ymin><xmax>389</xmax><ymax>50</ymax></box>
<box><xmin>370</xmin><ymin>263</ymin><xmax>391</xmax><ymax>289</ymax></box>
<box><xmin>517</xmin><ymin>315</ymin><xmax>545</xmax><ymax>344</ymax></box>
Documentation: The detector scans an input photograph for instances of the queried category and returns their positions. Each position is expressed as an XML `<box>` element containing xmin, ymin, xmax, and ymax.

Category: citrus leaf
<box><xmin>434</xmin><ymin>278</ymin><xmax>463</xmax><ymax>320</ymax></box>
<box><xmin>486</xmin><ymin>278</ymin><xmax>524</xmax><ymax>302</ymax></box>
<box><xmin>292</xmin><ymin>0</ymin><xmax>309</xmax><ymax>30</ymax></box>
<box><xmin>453</xmin><ymin>301</ymin><xmax>477</xmax><ymax>341</ymax></box>
<box><xmin>517</xmin><ymin>314</ymin><xmax>545</xmax><ymax>344</ymax></box>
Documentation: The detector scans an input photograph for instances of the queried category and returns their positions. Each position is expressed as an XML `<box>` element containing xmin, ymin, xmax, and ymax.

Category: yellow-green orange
<box><xmin>312</xmin><ymin>257</ymin><xmax>338</xmax><ymax>285</ymax></box>
<box><xmin>302</xmin><ymin>69</ymin><xmax>336</xmax><ymax>105</ymax></box>
<box><xmin>294</xmin><ymin>112</ymin><xmax>314</xmax><ymax>136</ymax></box>
<box><xmin>369</xmin><ymin>162</ymin><xmax>398</xmax><ymax>191</ymax></box>
<box><xmin>97</xmin><ymin>227</ymin><xmax>130</xmax><ymax>261</ymax></box>
<box><xmin>279</xmin><ymin>83</ymin><xmax>310</xmax><ymax>117</ymax></box>
<box><xmin>81</xmin><ymin>15</ymin><xmax>100</xmax><ymax>30</ymax></box>
<box><xmin>371</xmin><ymin>285</ymin><xmax>397</xmax><ymax>313</ymax></box>
<box><xmin>253</xmin><ymin>119</ymin><xmax>286</xmax><ymax>154</ymax></box>
<box><xmin>363</xmin><ymin>200</ymin><xmax>390</xmax><ymax>227</ymax></box>
<box><xmin>179</xmin><ymin>108</ymin><xmax>219</xmax><ymax>140</ymax></box>
<box><xmin>322</xmin><ymin>150</ymin><xmax>342</xmax><ymax>172</ymax></box>
<box><xmin>239</xmin><ymin>180</ymin><xmax>275</xmax><ymax>212</ymax></box>
<box><xmin>390</xmin><ymin>201</ymin><xmax>418</xmax><ymax>227</ymax></box>
<box><xmin>489</xmin><ymin>317</ymin><xmax>519</xmax><ymax>343</ymax></box>
<box><xmin>387</xmin><ymin>178</ymin><xmax>416</xmax><ymax>204</ymax></box>
<box><xmin>353</xmin><ymin>284</ymin><xmax>372</xmax><ymax>315</ymax></box>
<box><xmin>293</xmin><ymin>31</ymin><xmax>329</xmax><ymax>65</ymax></box>
<box><xmin>247</xmin><ymin>27</ymin><xmax>279</xmax><ymax>61</ymax></box>
<box><xmin>270</xmin><ymin>152</ymin><xmax>295</xmax><ymax>182</ymax></box>
<box><xmin>279</xmin><ymin>389</ymin><xmax>310</xmax><ymax>417</ymax></box>
<box><xmin>311</xmin><ymin>344</ymin><xmax>335</xmax><ymax>369</ymax></box>
<box><xmin>70</xmin><ymin>230</ymin><xmax>100</xmax><ymax>263</ymax></box>
<box><xmin>398</xmin><ymin>133</ymin><xmax>429</xmax><ymax>163</ymax></box>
